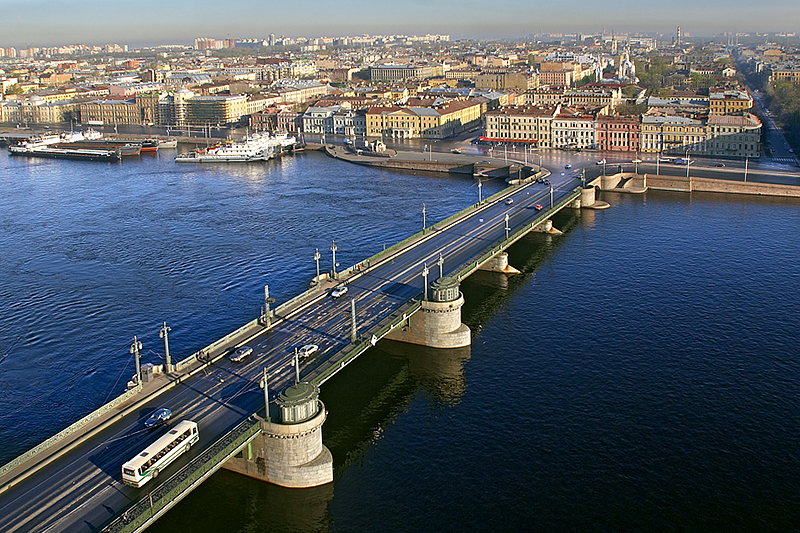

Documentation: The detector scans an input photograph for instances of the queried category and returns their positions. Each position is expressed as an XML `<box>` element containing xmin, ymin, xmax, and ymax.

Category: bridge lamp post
<box><xmin>331</xmin><ymin>239</ymin><xmax>338</xmax><ymax>280</ymax></box>
<box><xmin>313</xmin><ymin>248</ymin><xmax>321</xmax><ymax>286</ymax></box>
<box><xmin>550</xmin><ymin>183</ymin><xmax>554</xmax><ymax>208</ymax></box>
<box><xmin>744</xmin><ymin>157</ymin><xmax>749</xmax><ymax>182</ymax></box>
<box><xmin>130</xmin><ymin>336</ymin><xmax>142</xmax><ymax>385</ymax></box>
<box><xmin>437</xmin><ymin>252</ymin><xmax>444</xmax><ymax>278</ymax></box>
<box><xmin>478</xmin><ymin>179</ymin><xmax>482</xmax><ymax>204</ymax></box>
<box><xmin>350</xmin><ymin>298</ymin><xmax>357</xmax><ymax>343</ymax></box>
<box><xmin>262</xmin><ymin>367</ymin><xmax>270</xmax><ymax>422</ymax></box>
<box><xmin>422</xmin><ymin>203</ymin><xmax>427</xmax><ymax>232</ymax></box>
<box><xmin>422</xmin><ymin>263</ymin><xmax>429</xmax><ymax>301</ymax></box>
<box><xmin>504</xmin><ymin>213</ymin><xmax>510</xmax><ymax>240</ymax></box>
<box><xmin>263</xmin><ymin>285</ymin><xmax>275</xmax><ymax>327</ymax></box>
<box><xmin>158</xmin><ymin>322</ymin><xmax>171</xmax><ymax>373</ymax></box>
<box><xmin>293</xmin><ymin>348</ymin><xmax>301</xmax><ymax>384</ymax></box>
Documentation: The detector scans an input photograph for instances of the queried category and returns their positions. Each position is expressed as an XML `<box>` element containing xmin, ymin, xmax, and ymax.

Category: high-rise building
<box><xmin>676</xmin><ymin>26</ymin><xmax>682</xmax><ymax>46</ymax></box>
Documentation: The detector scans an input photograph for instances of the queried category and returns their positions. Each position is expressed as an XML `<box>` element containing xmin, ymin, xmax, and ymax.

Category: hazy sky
<box><xmin>3</xmin><ymin>0</ymin><xmax>799</xmax><ymax>48</ymax></box>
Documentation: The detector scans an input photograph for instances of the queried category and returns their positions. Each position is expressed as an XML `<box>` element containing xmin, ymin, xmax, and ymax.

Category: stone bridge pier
<box><xmin>386</xmin><ymin>276</ymin><xmax>471</xmax><ymax>349</ymax></box>
<box><xmin>223</xmin><ymin>381</ymin><xmax>333</xmax><ymax>488</ymax></box>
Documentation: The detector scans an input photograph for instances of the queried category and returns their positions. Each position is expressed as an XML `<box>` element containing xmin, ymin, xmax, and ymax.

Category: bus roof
<box><xmin>122</xmin><ymin>420</ymin><xmax>197</xmax><ymax>470</ymax></box>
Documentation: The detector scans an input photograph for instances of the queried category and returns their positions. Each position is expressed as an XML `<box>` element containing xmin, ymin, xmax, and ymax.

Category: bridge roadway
<box><xmin>0</xmin><ymin>169</ymin><xmax>581</xmax><ymax>533</ymax></box>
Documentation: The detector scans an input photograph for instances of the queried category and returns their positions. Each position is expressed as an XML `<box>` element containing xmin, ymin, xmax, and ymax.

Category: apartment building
<box><xmin>708</xmin><ymin>90</ymin><xmax>752</xmax><ymax>115</ymax></box>
<box><xmin>483</xmin><ymin>105</ymin><xmax>561</xmax><ymax>147</ymax></box>
<box><xmin>641</xmin><ymin>115</ymin><xmax>706</xmax><ymax>154</ymax></box>
<box><xmin>706</xmin><ymin>113</ymin><xmax>761</xmax><ymax>158</ymax></box>
<box><xmin>595</xmin><ymin>115</ymin><xmax>641</xmax><ymax>152</ymax></box>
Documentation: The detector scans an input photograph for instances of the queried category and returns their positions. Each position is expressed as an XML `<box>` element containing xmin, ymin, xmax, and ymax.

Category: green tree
<box><xmin>4</xmin><ymin>84</ymin><xmax>23</xmax><ymax>96</ymax></box>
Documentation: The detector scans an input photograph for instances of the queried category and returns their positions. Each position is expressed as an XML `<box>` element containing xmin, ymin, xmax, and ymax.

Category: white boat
<box><xmin>9</xmin><ymin>129</ymin><xmax>103</xmax><ymax>153</ymax></box>
<box><xmin>174</xmin><ymin>133</ymin><xmax>296</xmax><ymax>163</ymax></box>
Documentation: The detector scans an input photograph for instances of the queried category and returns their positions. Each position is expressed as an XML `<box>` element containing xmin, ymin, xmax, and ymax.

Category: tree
<box><xmin>4</xmin><ymin>84</ymin><xmax>23</xmax><ymax>96</ymax></box>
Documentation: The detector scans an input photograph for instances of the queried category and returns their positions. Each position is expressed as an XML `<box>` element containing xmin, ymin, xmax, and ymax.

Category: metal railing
<box><xmin>0</xmin><ymin>382</ymin><xmax>142</xmax><ymax>483</ymax></box>
<box><xmin>102</xmin><ymin>418</ymin><xmax>261</xmax><ymax>533</ymax></box>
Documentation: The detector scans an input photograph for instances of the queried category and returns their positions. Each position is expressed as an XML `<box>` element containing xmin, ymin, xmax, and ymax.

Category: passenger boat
<box><xmin>174</xmin><ymin>133</ymin><xmax>296</xmax><ymax>163</ymax></box>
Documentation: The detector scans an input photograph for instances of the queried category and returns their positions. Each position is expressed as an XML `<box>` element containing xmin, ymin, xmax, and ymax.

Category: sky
<box><xmin>2</xmin><ymin>0</ymin><xmax>799</xmax><ymax>48</ymax></box>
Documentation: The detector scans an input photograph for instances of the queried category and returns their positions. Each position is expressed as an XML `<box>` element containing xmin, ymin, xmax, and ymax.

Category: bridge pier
<box><xmin>223</xmin><ymin>382</ymin><xmax>333</xmax><ymax>488</ymax></box>
<box><xmin>385</xmin><ymin>276</ymin><xmax>471</xmax><ymax>349</ymax></box>
<box><xmin>479</xmin><ymin>252</ymin><xmax>520</xmax><ymax>274</ymax></box>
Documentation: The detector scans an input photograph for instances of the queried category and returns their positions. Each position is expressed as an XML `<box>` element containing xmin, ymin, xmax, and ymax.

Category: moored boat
<box><xmin>175</xmin><ymin>133</ymin><xmax>295</xmax><ymax>163</ymax></box>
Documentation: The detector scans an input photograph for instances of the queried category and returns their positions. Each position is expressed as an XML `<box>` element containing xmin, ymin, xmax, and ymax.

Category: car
<box><xmin>331</xmin><ymin>286</ymin><xmax>349</xmax><ymax>298</ymax></box>
<box><xmin>505</xmin><ymin>198</ymin><xmax>514</xmax><ymax>205</ymax></box>
<box><xmin>596</xmin><ymin>159</ymin><xmax>606</xmax><ymax>165</ymax></box>
<box><xmin>790</xmin><ymin>148</ymin><xmax>795</xmax><ymax>153</ymax></box>
<box><xmin>673</xmin><ymin>158</ymin><xmax>686</xmax><ymax>165</ymax></box>
<box><xmin>564</xmin><ymin>164</ymin><xmax>572</xmax><ymax>169</ymax></box>
<box><xmin>534</xmin><ymin>204</ymin><xmax>543</xmax><ymax>211</ymax></box>
<box><xmin>715</xmin><ymin>163</ymin><xmax>726</xmax><ymax>167</ymax></box>
<box><xmin>144</xmin><ymin>408</ymin><xmax>172</xmax><ymax>428</ymax></box>
<box><xmin>631</xmin><ymin>159</ymin><xmax>642</xmax><ymax>164</ymax></box>
<box><xmin>536</xmin><ymin>177</ymin><xmax>545</xmax><ymax>183</ymax></box>
<box><xmin>298</xmin><ymin>344</ymin><xmax>319</xmax><ymax>358</ymax></box>
<box><xmin>544</xmin><ymin>179</ymin><xmax>551</xmax><ymax>185</ymax></box>
<box><xmin>230</xmin><ymin>345</ymin><xmax>253</xmax><ymax>362</ymax></box>
<box><xmin>451</xmin><ymin>148</ymin><xmax>462</xmax><ymax>154</ymax></box>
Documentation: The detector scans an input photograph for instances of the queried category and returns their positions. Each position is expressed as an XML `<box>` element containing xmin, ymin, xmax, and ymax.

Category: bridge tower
<box><xmin>223</xmin><ymin>381</ymin><xmax>333</xmax><ymax>488</ymax></box>
<box><xmin>386</xmin><ymin>276</ymin><xmax>471</xmax><ymax>349</ymax></box>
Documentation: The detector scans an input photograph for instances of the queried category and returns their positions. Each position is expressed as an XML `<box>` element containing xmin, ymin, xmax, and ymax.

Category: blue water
<box><xmin>2</xmin><ymin>148</ymin><xmax>800</xmax><ymax>531</ymax></box>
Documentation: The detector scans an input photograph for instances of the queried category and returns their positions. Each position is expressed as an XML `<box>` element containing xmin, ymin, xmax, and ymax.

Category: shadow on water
<box><xmin>147</xmin><ymin>206</ymin><xmax>582</xmax><ymax>533</ymax></box>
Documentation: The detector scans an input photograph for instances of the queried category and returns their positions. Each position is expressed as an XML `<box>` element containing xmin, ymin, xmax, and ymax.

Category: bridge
<box><xmin>0</xmin><ymin>162</ymin><xmax>587</xmax><ymax>533</ymax></box>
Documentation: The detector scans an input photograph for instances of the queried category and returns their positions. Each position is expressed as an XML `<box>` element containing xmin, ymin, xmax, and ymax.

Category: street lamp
<box><xmin>130</xmin><ymin>336</ymin><xmax>142</xmax><ymax>385</ymax></box>
<box><xmin>159</xmin><ymin>322</ymin><xmax>171</xmax><ymax>373</ymax></box>
<box><xmin>313</xmin><ymin>248</ymin><xmax>321</xmax><ymax>285</ymax></box>
<box><xmin>504</xmin><ymin>213</ymin><xmax>510</xmax><ymax>240</ymax></box>
<box><xmin>550</xmin><ymin>183</ymin><xmax>554</xmax><ymax>208</ymax></box>
<box><xmin>478</xmin><ymin>178</ymin><xmax>482</xmax><ymax>204</ymax></box>
<box><xmin>331</xmin><ymin>240</ymin><xmax>338</xmax><ymax>279</ymax></box>
<box><xmin>437</xmin><ymin>252</ymin><xmax>444</xmax><ymax>278</ymax></box>
<box><xmin>422</xmin><ymin>203</ymin><xmax>426</xmax><ymax>232</ymax></box>
<box><xmin>422</xmin><ymin>262</ymin><xmax>429</xmax><ymax>301</ymax></box>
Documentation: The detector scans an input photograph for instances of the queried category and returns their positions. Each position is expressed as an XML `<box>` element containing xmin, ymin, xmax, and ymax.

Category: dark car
<box><xmin>715</xmin><ymin>163</ymin><xmax>726</xmax><ymax>167</ymax></box>
<box><xmin>144</xmin><ymin>408</ymin><xmax>172</xmax><ymax>428</ymax></box>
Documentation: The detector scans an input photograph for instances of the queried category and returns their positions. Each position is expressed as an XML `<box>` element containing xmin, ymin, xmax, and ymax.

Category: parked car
<box><xmin>505</xmin><ymin>198</ymin><xmax>514</xmax><ymax>205</ymax></box>
<box><xmin>230</xmin><ymin>345</ymin><xmax>253</xmax><ymax>362</ymax></box>
<box><xmin>144</xmin><ymin>408</ymin><xmax>172</xmax><ymax>428</ymax></box>
<box><xmin>298</xmin><ymin>344</ymin><xmax>319</xmax><ymax>358</ymax></box>
<box><xmin>331</xmin><ymin>286</ymin><xmax>349</xmax><ymax>298</ymax></box>
<box><xmin>564</xmin><ymin>164</ymin><xmax>572</xmax><ymax>169</ymax></box>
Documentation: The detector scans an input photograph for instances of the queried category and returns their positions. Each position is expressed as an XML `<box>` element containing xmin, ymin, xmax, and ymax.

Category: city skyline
<box><xmin>3</xmin><ymin>0</ymin><xmax>800</xmax><ymax>48</ymax></box>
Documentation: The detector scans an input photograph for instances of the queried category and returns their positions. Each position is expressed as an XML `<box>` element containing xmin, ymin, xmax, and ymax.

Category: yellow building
<box><xmin>366</xmin><ymin>99</ymin><xmax>481</xmax><ymax>139</ymax></box>
<box><xmin>709</xmin><ymin>91</ymin><xmax>752</xmax><ymax>115</ymax></box>
<box><xmin>484</xmin><ymin>105</ymin><xmax>561</xmax><ymax>147</ymax></box>
<box><xmin>641</xmin><ymin>115</ymin><xmax>706</xmax><ymax>153</ymax></box>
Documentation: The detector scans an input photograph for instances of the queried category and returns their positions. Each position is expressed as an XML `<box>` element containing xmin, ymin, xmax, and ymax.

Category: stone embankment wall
<box><xmin>648</xmin><ymin>175</ymin><xmax>800</xmax><ymax>197</ymax></box>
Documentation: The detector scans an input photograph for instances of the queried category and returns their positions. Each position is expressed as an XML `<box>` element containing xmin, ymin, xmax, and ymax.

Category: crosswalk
<box><xmin>771</xmin><ymin>157</ymin><xmax>799</xmax><ymax>165</ymax></box>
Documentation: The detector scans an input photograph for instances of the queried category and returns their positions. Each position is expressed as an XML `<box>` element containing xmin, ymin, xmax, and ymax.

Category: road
<box><xmin>0</xmin><ymin>165</ymin><xmax>580</xmax><ymax>533</ymax></box>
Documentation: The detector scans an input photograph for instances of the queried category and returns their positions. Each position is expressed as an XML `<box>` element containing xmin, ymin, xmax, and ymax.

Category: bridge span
<box><xmin>0</xmin><ymin>166</ymin><xmax>586</xmax><ymax>533</ymax></box>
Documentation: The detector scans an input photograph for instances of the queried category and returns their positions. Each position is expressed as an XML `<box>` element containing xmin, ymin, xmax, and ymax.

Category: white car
<box><xmin>505</xmin><ymin>198</ymin><xmax>514</xmax><ymax>205</ymax></box>
<box><xmin>298</xmin><ymin>344</ymin><xmax>319</xmax><ymax>358</ymax></box>
<box><xmin>331</xmin><ymin>286</ymin><xmax>348</xmax><ymax>298</ymax></box>
<box><xmin>230</xmin><ymin>346</ymin><xmax>253</xmax><ymax>362</ymax></box>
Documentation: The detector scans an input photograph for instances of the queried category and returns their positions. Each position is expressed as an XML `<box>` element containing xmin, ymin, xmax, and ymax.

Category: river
<box><xmin>1</xmin><ymin>147</ymin><xmax>799</xmax><ymax>532</ymax></box>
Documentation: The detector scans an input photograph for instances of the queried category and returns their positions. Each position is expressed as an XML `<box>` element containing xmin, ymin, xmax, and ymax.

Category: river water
<box><xmin>1</xmin><ymin>147</ymin><xmax>800</xmax><ymax>532</ymax></box>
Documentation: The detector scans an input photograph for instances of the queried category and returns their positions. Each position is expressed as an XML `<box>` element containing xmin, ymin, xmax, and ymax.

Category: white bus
<box><xmin>122</xmin><ymin>420</ymin><xmax>199</xmax><ymax>488</ymax></box>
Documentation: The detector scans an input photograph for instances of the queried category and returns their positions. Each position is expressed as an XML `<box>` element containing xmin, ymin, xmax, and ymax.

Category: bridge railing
<box><xmin>101</xmin><ymin>417</ymin><xmax>262</xmax><ymax>533</ymax></box>
<box><xmin>452</xmin><ymin>187</ymin><xmax>580</xmax><ymax>281</ymax></box>
<box><xmin>0</xmin><ymin>382</ymin><xmax>142</xmax><ymax>483</ymax></box>
<box><xmin>311</xmin><ymin>299</ymin><xmax>423</xmax><ymax>386</ymax></box>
